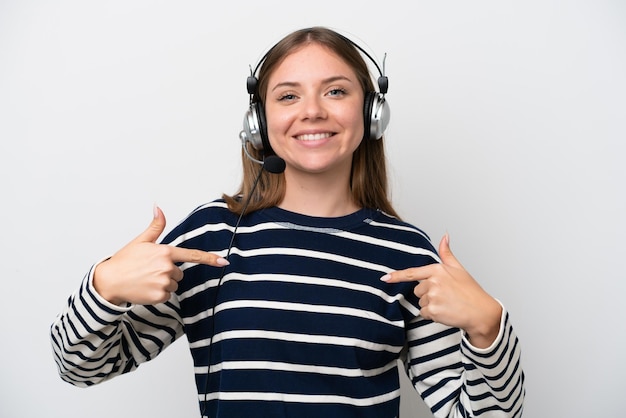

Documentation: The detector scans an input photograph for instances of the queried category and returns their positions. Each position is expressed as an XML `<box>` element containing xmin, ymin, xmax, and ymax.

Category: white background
<box><xmin>1</xmin><ymin>1</ymin><xmax>625</xmax><ymax>417</ymax></box>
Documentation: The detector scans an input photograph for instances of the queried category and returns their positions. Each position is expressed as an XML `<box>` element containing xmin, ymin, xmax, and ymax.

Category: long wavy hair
<box><xmin>223</xmin><ymin>27</ymin><xmax>399</xmax><ymax>219</ymax></box>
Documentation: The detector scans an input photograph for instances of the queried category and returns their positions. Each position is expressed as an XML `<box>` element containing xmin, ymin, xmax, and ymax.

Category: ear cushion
<box><xmin>363</xmin><ymin>91</ymin><xmax>376</xmax><ymax>140</ymax></box>
<box><xmin>255</xmin><ymin>102</ymin><xmax>272</xmax><ymax>153</ymax></box>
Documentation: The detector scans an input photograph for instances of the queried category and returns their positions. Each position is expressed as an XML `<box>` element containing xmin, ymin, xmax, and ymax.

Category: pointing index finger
<box><xmin>380</xmin><ymin>264</ymin><xmax>435</xmax><ymax>283</ymax></box>
<box><xmin>170</xmin><ymin>247</ymin><xmax>230</xmax><ymax>267</ymax></box>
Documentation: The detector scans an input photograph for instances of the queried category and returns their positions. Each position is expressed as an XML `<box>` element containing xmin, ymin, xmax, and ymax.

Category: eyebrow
<box><xmin>270</xmin><ymin>75</ymin><xmax>354</xmax><ymax>92</ymax></box>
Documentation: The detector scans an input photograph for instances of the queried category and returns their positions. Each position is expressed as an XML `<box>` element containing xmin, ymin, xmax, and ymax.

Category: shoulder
<box><xmin>185</xmin><ymin>198</ymin><xmax>236</xmax><ymax>221</ymax></box>
<box><xmin>367</xmin><ymin>209</ymin><xmax>434</xmax><ymax>248</ymax></box>
<box><xmin>160</xmin><ymin>199</ymin><xmax>237</xmax><ymax>245</ymax></box>
<box><xmin>347</xmin><ymin>209</ymin><xmax>441</xmax><ymax>270</ymax></box>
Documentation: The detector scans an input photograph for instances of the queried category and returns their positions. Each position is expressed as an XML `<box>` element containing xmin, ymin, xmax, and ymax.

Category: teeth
<box><xmin>296</xmin><ymin>133</ymin><xmax>332</xmax><ymax>141</ymax></box>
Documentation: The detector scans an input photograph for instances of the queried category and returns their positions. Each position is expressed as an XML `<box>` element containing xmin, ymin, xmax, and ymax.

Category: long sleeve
<box><xmin>50</xmin><ymin>263</ymin><xmax>184</xmax><ymax>387</ymax></box>
<box><xmin>405</xmin><ymin>303</ymin><xmax>525</xmax><ymax>417</ymax></box>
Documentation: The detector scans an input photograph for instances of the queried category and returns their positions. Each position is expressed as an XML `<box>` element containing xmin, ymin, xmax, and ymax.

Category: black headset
<box><xmin>239</xmin><ymin>31</ymin><xmax>391</xmax><ymax>160</ymax></box>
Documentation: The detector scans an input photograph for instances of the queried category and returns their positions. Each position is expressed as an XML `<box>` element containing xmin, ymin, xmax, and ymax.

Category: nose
<box><xmin>300</xmin><ymin>95</ymin><xmax>327</xmax><ymax>120</ymax></box>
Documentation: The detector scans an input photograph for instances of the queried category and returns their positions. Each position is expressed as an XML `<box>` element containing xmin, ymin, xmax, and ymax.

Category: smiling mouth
<box><xmin>295</xmin><ymin>132</ymin><xmax>335</xmax><ymax>141</ymax></box>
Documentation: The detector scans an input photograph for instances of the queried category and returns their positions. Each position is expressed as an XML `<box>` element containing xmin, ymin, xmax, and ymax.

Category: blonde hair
<box><xmin>223</xmin><ymin>27</ymin><xmax>399</xmax><ymax>219</ymax></box>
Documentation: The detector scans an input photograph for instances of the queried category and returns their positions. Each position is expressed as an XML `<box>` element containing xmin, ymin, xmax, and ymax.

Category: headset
<box><xmin>238</xmin><ymin>30</ymin><xmax>391</xmax><ymax>163</ymax></box>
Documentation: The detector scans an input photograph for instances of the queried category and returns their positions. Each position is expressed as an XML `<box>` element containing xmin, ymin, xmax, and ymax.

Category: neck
<box><xmin>279</xmin><ymin>169</ymin><xmax>361</xmax><ymax>217</ymax></box>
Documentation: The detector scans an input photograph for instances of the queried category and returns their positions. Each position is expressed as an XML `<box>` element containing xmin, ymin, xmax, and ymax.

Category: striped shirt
<box><xmin>50</xmin><ymin>200</ymin><xmax>525</xmax><ymax>417</ymax></box>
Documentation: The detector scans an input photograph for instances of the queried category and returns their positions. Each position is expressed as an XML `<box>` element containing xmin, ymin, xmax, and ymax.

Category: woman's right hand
<box><xmin>93</xmin><ymin>206</ymin><xmax>229</xmax><ymax>306</ymax></box>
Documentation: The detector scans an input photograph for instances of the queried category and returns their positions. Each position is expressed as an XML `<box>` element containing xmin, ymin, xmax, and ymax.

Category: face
<box><xmin>264</xmin><ymin>43</ymin><xmax>365</xmax><ymax>178</ymax></box>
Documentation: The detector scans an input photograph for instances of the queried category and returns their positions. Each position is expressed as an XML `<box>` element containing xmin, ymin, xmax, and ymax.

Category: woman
<box><xmin>51</xmin><ymin>27</ymin><xmax>525</xmax><ymax>417</ymax></box>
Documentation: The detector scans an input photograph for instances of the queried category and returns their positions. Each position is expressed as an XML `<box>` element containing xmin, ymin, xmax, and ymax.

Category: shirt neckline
<box><xmin>255</xmin><ymin>206</ymin><xmax>380</xmax><ymax>231</ymax></box>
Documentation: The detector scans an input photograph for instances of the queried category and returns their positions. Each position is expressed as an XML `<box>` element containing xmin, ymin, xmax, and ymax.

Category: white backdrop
<box><xmin>1</xmin><ymin>1</ymin><xmax>625</xmax><ymax>417</ymax></box>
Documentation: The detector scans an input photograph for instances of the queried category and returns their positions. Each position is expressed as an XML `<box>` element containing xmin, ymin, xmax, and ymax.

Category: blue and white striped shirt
<box><xmin>51</xmin><ymin>200</ymin><xmax>524</xmax><ymax>417</ymax></box>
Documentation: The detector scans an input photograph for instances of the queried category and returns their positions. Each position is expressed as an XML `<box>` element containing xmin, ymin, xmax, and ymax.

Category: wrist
<box><xmin>465</xmin><ymin>298</ymin><xmax>502</xmax><ymax>349</ymax></box>
<box><xmin>93</xmin><ymin>259</ymin><xmax>124</xmax><ymax>306</ymax></box>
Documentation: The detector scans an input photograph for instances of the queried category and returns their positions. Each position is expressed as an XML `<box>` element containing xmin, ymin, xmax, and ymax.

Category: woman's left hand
<box><xmin>381</xmin><ymin>234</ymin><xmax>502</xmax><ymax>349</ymax></box>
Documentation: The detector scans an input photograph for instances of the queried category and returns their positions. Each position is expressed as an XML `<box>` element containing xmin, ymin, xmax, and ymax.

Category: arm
<box><xmin>50</xmin><ymin>264</ymin><xmax>184</xmax><ymax>386</ymax></box>
<box><xmin>385</xmin><ymin>234</ymin><xmax>525</xmax><ymax>416</ymax></box>
<box><xmin>50</xmin><ymin>206</ymin><xmax>228</xmax><ymax>386</ymax></box>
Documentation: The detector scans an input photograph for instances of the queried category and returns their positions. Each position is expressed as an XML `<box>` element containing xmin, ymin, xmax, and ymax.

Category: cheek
<box><xmin>264</xmin><ymin>113</ymin><xmax>296</xmax><ymax>156</ymax></box>
<box><xmin>265</xmin><ymin>106</ymin><xmax>293</xmax><ymax>137</ymax></box>
<box><xmin>346</xmin><ymin>107</ymin><xmax>365</xmax><ymax>139</ymax></box>
<box><xmin>340</xmin><ymin>99</ymin><xmax>365</xmax><ymax>131</ymax></box>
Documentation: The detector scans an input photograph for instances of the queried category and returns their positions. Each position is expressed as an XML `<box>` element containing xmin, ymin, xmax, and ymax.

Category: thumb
<box><xmin>134</xmin><ymin>205</ymin><xmax>167</xmax><ymax>244</ymax></box>
<box><xmin>438</xmin><ymin>233</ymin><xmax>463</xmax><ymax>268</ymax></box>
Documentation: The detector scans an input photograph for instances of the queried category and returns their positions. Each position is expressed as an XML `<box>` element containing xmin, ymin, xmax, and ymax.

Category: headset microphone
<box><xmin>262</xmin><ymin>155</ymin><xmax>286</xmax><ymax>174</ymax></box>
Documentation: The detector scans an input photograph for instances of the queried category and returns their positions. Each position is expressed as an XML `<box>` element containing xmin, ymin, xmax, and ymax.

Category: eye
<box><xmin>277</xmin><ymin>93</ymin><xmax>297</xmax><ymax>102</ymax></box>
<box><xmin>327</xmin><ymin>88</ymin><xmax>347</xmax><ymax>97</ymax></box>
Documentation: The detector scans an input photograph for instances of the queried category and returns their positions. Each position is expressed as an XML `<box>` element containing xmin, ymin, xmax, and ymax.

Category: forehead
<box><xmin>268</xmin><ymin>43</ymin><xmax>357</xmax><ymax>84</ymax></box>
